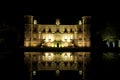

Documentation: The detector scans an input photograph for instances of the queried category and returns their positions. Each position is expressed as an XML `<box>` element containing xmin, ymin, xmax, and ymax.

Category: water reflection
<box><xmin>24</xmin><ymin>52</ymin><xmax>91</xmax><ymax>80</ymax></box>
<box><xmin>90</xmin><ymin>51</ymin><xmax>120</xmax><ymax>80</ymax></box>
<box><xmin>24</xmin><ymin>51</ymin><xmax>120</xmax><ymax>80</ymax></box>
<box><xmin>102</xmin><ymin>52</ymin><xmax>119</xmax><ymax>61</ymax></box>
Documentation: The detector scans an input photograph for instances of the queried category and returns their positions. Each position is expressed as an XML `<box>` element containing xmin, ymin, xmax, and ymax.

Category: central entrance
<box><xmin>57</xmin><ymin>43</ymin><xmax>59</xmax><ymax>47</ymax></box>
<box><xmin>54</xmin><ymin>41</ymin><xmax>61</xmax><ymax>47</ymax></box>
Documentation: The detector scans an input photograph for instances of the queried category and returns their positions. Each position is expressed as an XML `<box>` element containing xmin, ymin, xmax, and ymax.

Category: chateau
<box><xmin>24</xmin><ymin>15</ymin><xmax>91</xmax><ymax>47</ymax></box>
<box><xmin>24</xmin><ymin>15</ymin><xmax>91</xmax><ymax>80</ymax></box>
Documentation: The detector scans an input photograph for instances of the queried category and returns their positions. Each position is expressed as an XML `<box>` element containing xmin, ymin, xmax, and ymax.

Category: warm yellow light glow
<box><xmin>62</xmin><ymin>39</ymin><xmax>65</xmax><ymax>42</ymax></box>
<box><xmin>45</xmin><ymin>38</ymin><xmax>49</xmax><ymax>42</ymax></box>
<box><xmin>43</xmin><ymin>35</ymin><xmax>45</xmax><ymax>39</ymax></box>
<box><xmin>42</xmin><ymin>53</ymin><xmax>54</xmax><ymax>61</ymax></box>
<box><xmin>64</xmin><ymin>36</ymin><xmax>67</xmax><ymax>39</ymax></box>
<box><xmin>51</xmin><ymin>36</ymin><xmax>54</xmax><ymax>42</ymax></box>
<box><xmin>48</xmin><ymin>35</ymin><xmax>51</xmax><ymax>39</ymax></box>
<box><xmin>34</xmin><ymin>20</ymin><xmax>37</xmax><ymax>24</ymax></box>
<box><xmin>25</xmin><ymin>42</ymin><xmax>29</xmax><ymax>47</ymax></box>
<box><xmin>61</xmin><ymin>52</ymin><xmax>73</xmax><ymax>61</ymax></box>
<box><xmin>45</xmin><ymin>52</ymin><xmax>48</xmax><ymax>56</ymax></box>
<box><xmin>70</xmin><ymin>56</ymin><xmax>73</xmax><ymax>61</ymax></box>
<box><xmin>24</xmin><ymin>16</ymin><xmax>91</xmax><ymax>48</ymax></box>
<box><xmin>31</xmin><ymin>43</ymin><xmax>37</xmax><ymax>47</ymax></box>
<box><xmin>67</xmin><ymin>38</ymin><xmax>71</xmax><ymax>42</ymax></box>
<box><xmin>70</xmin><ymin>35</ymin><xmax>73</xmax><ymax>39</ymax></box>
<box><xmin>61</xmin><ymin>44</ymin><xmax>64</xmax><ymax>47</ymax></box>
<box><xmin>42</xmin><ymin>56</ymin><xmax>45</xmax><ymax>60</ymax></box>
<box><xmin>64</xmin><ymin>53</ymin><xmax>67</xmax><ymax>60</ymax></box>
<box><xmin>48</xmin><ymin>54</ymin><xmax>51</xmax><ymax>60</ymax></box>
<box><xmin>52</xmin><ymin>44</ymin><xmax>54</xmax><ymax>47</ymax></box>
<box><xmin>79</xmin><ymin>20</ymin><xmax>82</xmax><ymax>25</ymax></box>
<box><xmin>55</xmin><ymin>44</ymin><xmax>57</xmax><ymax>47</ymax></box>
<box><xmin>64</xmin><ymin>43</ymin><xmax>68</xmax><ymax>47</ymax></box>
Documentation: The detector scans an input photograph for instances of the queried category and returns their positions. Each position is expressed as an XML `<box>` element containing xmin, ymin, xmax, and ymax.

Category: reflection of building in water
<box><xmin>24</xmin><ymin>15</ymin><xmax>91</xmax><ymax>47</ymax></box>
<box><xmin>24</xmin><ymin>52</ymin><xmax>91</xmax><ymax>79</ymax></box>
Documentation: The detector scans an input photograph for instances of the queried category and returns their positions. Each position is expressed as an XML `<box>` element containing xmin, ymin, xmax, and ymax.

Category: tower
<box><xmin>24</xmin><ymin>15</ymin><xmax>34</xmax><ymax>47</ymax></box>
<box><xmin>24</xmin><ymin>15</ymin><xmax>34</xmax><ymax>24</ymax></box>
<box><xmin>82</xmin><ymin>16</ymin><xmax>91</xmax><ymax>47</ymax></box>
<box><xmin>76</xmin><ymin>16</ymin><xmax>91</xmax><ymax>47</ymax></box>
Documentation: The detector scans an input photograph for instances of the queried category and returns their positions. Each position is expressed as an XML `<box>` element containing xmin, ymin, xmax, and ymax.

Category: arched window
<box><xmin>33</xmin><ymin>27</ymin><xmax>37</xmax><ymax>33</ymax></box>
<box><xmin>56</xmin><ymin>29</ymin><xmax>59</xmax><ymax>33</ymax></box>
<box><xmin>48</xmin><ymin>28</ymin><xmax>52</xmax><ymax>33</ymax></box>
<box><xmin>70</xmin><ymin>28</ymin><xmax>73</xmax><ymax>33</ymax></box>
<box><xmin>78</xmin><ymin>28</ymin><xmax>82</xmax><ymax>33</ymax></box>
<box><xmin>64</xmin><ymin>28</ymin><xmax>67</xmax><ymax>33</ymax></box>
<box><xmin>42</xmin><ymin>28</ymin><xmax>45</xmax><ymax>33</ymax></box>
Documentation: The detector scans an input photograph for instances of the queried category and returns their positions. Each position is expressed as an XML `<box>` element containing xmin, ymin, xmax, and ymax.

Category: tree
<box><xmin>100</xmin><ymin>24</ymin><xmax>118</xmax><ymax>42</ymax></box>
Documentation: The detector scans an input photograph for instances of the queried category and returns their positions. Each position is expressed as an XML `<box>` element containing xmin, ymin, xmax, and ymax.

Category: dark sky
<box><xmin>0</xmin><ymin>0</ymin><xmax>120</xmax><ymax>29</ymax></box>
<box><xmin>33</xmin><ymin>15</ymin><xmax>82</xmax><ymax>24</ymax></box>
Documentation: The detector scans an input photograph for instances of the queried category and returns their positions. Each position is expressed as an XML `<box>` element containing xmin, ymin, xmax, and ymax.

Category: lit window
<box><xmin>45</xmin><ymin>39</ymin><xmax>49</xmax><ymax>42</ymax></box>
<box><xmin>55</xmin><ymin>44</ymin><xmax>57</xmax><ymax>47</ymax></box>
<box><xmin>70</xmin><ymin>35</ymin><xmax>73</xmax><ymax>39</ymax></box>
<box><xmin>42</xmin><ymin>56</ymin><xmax>45</xmax><ymax>61</ymax></box>
<box><xmin>70</xmin><ymin>55</ymin><xmax>73</xmax><ymax>61</ymax></box>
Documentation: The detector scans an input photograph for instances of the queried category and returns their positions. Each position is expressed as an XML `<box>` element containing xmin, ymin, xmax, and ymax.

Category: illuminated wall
<box><xmin>24</xmin><ymin>15</ymin><xmax>91</xmax><ymax>47</ymax></box>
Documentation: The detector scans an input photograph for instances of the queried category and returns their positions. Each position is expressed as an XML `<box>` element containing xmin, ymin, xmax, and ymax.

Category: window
<box><xmin>64</xmin><ymin>28</ymin><xmax>67</xmax><ymax>33</ymax></box>
<box><xmin>48</xmin><ymin>28</ymin><xmax>52</xmax><ymax>33</ymax></box>
<box><xmin>70</xmin><ymin>28</ymin><xmax>73</xmax><ymax>33</ymax></box>
<box><xmin>64</xmin><ymin>53</ymin><xmax>67</xmax><ymax>60</ymax></box>
<box><xmin>78</xmin><ymin>28</ymin><xmax>82</xmax><ymax>33</ymax></box>
<box><xmin>48</xmin><ymin>53</ymin><xmax>51</xmax><ymax>60</ymax></box>
<box><xmin>33</xmin><ymin>27</ymin><xmax>37</xmax><ymax>33</ymax></box>
<box><xmin>79</xmin><ymin>38</ymin><xmax>82</xmax><ymax>40</ymax></box>
<box><xmin>42</xmin><ymin>28</ymin><xmax>45</xmax><ymax>33</ymax></box>
<box><xmin>56</xmin><ymin>29</ymin><xmax>59</xmax><ymax>33</ymax></box>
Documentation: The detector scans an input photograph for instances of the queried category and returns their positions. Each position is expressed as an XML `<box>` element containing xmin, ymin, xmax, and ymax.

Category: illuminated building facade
<box><xmin>24</xmin><ymin>15</ymin><xmax>91</xmax><ymax>47</ymax></box>
<box><xmin>24</xmin><ymin>15</ymin><xmax>91</xmax><ymax>80</ymax></box>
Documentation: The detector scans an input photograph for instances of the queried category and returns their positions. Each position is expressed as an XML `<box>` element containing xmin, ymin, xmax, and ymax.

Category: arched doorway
<box><xmin>57</xmin><ymin>43</ymin><xmax>59</xmax><ymax>47</ymax></box>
